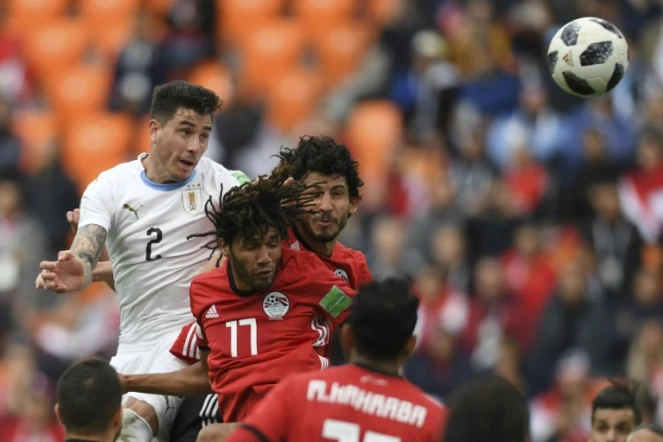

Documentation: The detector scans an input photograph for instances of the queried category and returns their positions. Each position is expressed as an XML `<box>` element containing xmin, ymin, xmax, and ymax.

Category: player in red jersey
<box><xmin>168</xmin><ymin>136</ymin><xmax>372</xmax><ymax>441</ymax></box>
<box><xmin>120</xmin><ymin>177</ymin><xmax>358</xmax><ymax>437</ymax></box>
<box><xmin>226</xmin><ymin>278</ymin><xmax>447</xmax><ymax>442</ymax></box>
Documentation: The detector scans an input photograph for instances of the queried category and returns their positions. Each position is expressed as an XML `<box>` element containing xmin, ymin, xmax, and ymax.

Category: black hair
<box><xmin>349</xmin><ymin>278</ymin><xmax>418</xmax><ymax>361</ymax></box>
<box><xmin>592</xmin><ymin>379</ymin><xmax>641</xmax><ymax>424</ymax></box>
<box><xmin>631</xmin><ymin>423</ymin><xmax>663</xmax><ymax>437</ymax></box>
<box><xmin>188</xmin><ymin>177</ymin><xmax>316</xmax><ymax>257</ymax></box>
<box><xmin>150</xmin><ymin>80</ymin><xmax>222</xmax><ymax>124</ymax></box>
<box><xmin>444</xmin><ymin>376</ymin><xmax>529</xmax><ymax>442</ymax></box>
<box><xmin>56</xmin><ymin>358</ymin><xmax>122</xmax><ymax>435</ymax></box>
<box><xmin>273</xmin><ymin>136</ymin><xmax>363</xmax><ymax>200</ymax></box>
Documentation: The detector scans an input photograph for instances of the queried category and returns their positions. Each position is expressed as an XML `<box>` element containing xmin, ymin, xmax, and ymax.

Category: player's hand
<box><xmin>282</xmin><ymin>177</ymin><xmax>294</xmax><ymax>186</ymax></box>
<box><xmin>38</xmin><ymin>251</ymin><xmax>86</xmax><ymax>293</ymax></box>
<box><xmin>66</xmin><ymin>209</ymin><xmax>80</xmax><ymax>234</ymax></box>
<box><xmin>118</xmin><ymin>373</ymin><xmax>130</xmax><ymax>393</ymax></box>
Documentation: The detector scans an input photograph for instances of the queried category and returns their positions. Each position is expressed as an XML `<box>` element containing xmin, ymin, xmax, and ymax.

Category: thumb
<box><xmin>58</xmin><ymin>251</ymin><xmax>75</xmax><ymax>262</ymax></box>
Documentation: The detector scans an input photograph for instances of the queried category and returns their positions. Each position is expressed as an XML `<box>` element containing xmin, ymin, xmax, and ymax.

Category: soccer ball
<box><xmin>547</xmin><ymin>17</ymin><xmax>628</xmax><ymax>97</ymax></box>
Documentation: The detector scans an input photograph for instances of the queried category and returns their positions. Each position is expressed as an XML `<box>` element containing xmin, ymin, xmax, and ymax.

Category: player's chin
<box><xmin>252</xmin><ymin>275</ymin><xmax>276</xmax><ymax>291</ymax></box>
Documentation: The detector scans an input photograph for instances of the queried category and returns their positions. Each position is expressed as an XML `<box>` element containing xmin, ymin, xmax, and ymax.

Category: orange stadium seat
<box><xmin>63</xmin><ymin>114</ymin><xmax>132</xmax><ymax>190</ymax></box>
<box><xmin>13</xmin><ymin>111</ymin><xmax>59</xmax><ymax>174</ymax></box>
<box><xmin>145</xmin><ymin>0</ymin><xmax>175</xmax><ymax>15</ymax></box>
<box><xmin>80</xmin><ymin>0</ymin><xmax>140</xmax><ymax>33</ymax></box>
<box><xmin>366</xmin><ymin>0</ymin><xmax>403</xmax><ymax>26</ymax></box>
<box><xmin>219</xmin><ymin>0</ymin><xmax>286</xmax><ymax>45</ymax></box>
<box><xmin>187</xmin><ymin>61</ymin><xmax>234</xmax><ymax>106</ymax></box>
<box><xmin>7</xmin><ymin>0</ymin><xmax>69</xmax><ymax>16</ymax></box>
<box><xmin>92</xmin><ymin>20</ymin><xmax>133</xmax><ymax>61</ymax></box>
<box><xmin>46</xmin><ymin>65</ymin><xmax>111</xmax><ymax>129</ymax></box>
<box><xmin>293</xmin><ymin>0</ymin><xmax>356</xmax><ymax>39</ymax></box>
<box><xmin>311</xmin><ymin>21</ymin><xmax>370</xmax><ymax>89</ymax></box>
<box><xmin>345</xmin><ymin>100</ymin><xmax>403</xmax><ymax>185</ymax></box>
<box><xmin>133</xmin><ymin>116</ymin><xmax>152</xmax><ymax>154</ymax></box>
<box><xmin>23</xmin><ymin>19</ymin><xmax>89</xmax><ymax>82</ymax></box>
<box><xmin>266</xmin><ymin>68</ymin><xmax>321</xmax><ymax>133</ymax></box>
<box><xmin>238</xmin><ymin>19</ymin><xmax>305</xmax><ymax>96</ymax></box>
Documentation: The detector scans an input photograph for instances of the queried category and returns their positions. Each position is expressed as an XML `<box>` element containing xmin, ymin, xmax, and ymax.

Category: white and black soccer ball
<box><xmin>547</xmin><ymin>17</ymin><xmax>628</xmax><ymax>97</ymax></box>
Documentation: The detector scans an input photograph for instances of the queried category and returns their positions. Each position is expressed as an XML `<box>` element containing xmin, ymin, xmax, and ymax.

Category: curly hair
<box><xmin>188</xmin><ymin>177</ymin><xmax>316</xmax><ymax>257</ymax></box>
<box><xmin>273</xmin><ymin>136</ymin><xmax>363</xmax><ymax>199</ymax></box>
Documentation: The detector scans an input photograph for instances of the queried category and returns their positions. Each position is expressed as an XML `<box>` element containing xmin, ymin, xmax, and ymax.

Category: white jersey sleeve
<box><xmin>78</xmin><ymin>172</ymin><xmax>116</xmax><ymax>231</ymax></box>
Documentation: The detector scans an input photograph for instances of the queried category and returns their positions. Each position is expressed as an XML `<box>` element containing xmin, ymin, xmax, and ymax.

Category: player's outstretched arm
<box><xmin>121</xmin><ymin>353</ymin><xmax>212</xmax><ymax>397</ymax></box>
<box><xmin>37</xmin><ymin>224</ymin><xmax>107</xmax><ymax>293</ymax></box>
<box><xmin>68</xmin><ymin>208</ymin><xmax>115</xmax><ymax>291</ymax></box>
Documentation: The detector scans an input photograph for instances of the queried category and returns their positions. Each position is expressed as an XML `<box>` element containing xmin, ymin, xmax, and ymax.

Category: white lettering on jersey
<box><xmin>78</xmin><ymin>155</ymin><xmax>244</xmax><ymax>352</ymax></box>
<box><xmin>306</xmin><ymin>381</ymin><xmax>428</xmax><ymax>428</ymax></box>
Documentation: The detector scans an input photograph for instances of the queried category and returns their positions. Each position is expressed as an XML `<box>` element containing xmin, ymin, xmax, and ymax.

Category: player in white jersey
<box><xmin>37</xmin><ymin>81</ymin><xmax>249</xmax><ymax>442</ymax></box>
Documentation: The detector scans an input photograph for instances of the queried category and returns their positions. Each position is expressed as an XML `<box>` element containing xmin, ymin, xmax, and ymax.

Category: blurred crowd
<box><xmin>2</xmin><ymin>0</ymin><xmax>663</xmax><ymax>440</ymax></box>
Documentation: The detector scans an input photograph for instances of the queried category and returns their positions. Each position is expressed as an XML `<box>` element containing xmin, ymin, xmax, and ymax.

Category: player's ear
<box><xmin>148</xmin><ymin>119</ymin><xmax>161</xmax><ymax>147</ymax></box>
<box><xmin>112</xmin><ymin>406</ymin><xmax>123</xmax><ymax>432</ymax></box>
<box><xmin>340</xmin><ymin>323</ymin><xmax>354</xmax><ymax>357</ymax></box>
<box><xmin>349</xmin><ymin>197</ymin><xmax>359</xmax><ymax>215</ymax></box>
<box><xmin>402</xmin><ymin>335</ymin><xmax>417</xmax><ymax>360</ymax></box>
<box><xmin>54</xmin><ymin>404</ymin><xmax>63</xmax><ymax>425</ymax></box>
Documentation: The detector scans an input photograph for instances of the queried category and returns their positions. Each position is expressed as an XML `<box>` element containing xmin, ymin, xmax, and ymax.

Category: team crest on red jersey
<box><xmin>334</xmin><ymin>269</ymin><xmax>348</xmax><ymax>283</ymax></box>
<box><xmin>263</xmin><ymin>292</ymin><xmax>289</xmax><ymax>320</ymax></box>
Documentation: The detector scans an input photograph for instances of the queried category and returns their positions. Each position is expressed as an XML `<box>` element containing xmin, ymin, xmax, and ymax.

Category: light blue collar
<box><xmin>140</xmin><ymin>169</ymin><xmax>197</xmax><ymax>191</ymax></box>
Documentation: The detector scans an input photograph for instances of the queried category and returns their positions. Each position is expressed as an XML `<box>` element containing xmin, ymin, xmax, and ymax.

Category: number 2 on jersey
<box><xmin>145</xmin><ymin>227</ymin><xmax>162</xmax><ymax>261</ymax></box>
<box><xmin>226</xmin><ymin>318</ymin><xmax>258</xmax><ymax>357</ymax></box>
<box><xmin>323</xmin><ymin>419</ymin><xmax>400</xmax><ymax>442</ymax></box>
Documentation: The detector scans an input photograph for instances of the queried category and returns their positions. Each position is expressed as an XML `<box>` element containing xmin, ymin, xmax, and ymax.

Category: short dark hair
<box><xmin>349</xmin><ymin>278</ymin><xmax>418</xmax><ymax>361</ymax></box>
<box><xmin>150</xmin><ymin>80</ymin><xmax>222</xmax><ymax>124</ymax></box>
<box><xmin>592</xmin><ymin>379</ymin><xmax>641</xmax><ymax>424</ymax></box>
<box><xmin>631</xmin><ymin>424</ymin><xmax>663</xmax><ymax>438</ymax></box>
<box><xmin>444</xmin><ymin>376</ymin><xmax>529</xmax><ymax>442</ymax></box>
<box><xmin>274</xmin><ymin>136</ymin><xmax>363</xmax><ymax>200</ymax></box>
<box><xmin>189</xmin><ymin>177</ymin><xmax>316</xmax><ymax>255</ymax></box>
<box><xmin>57</xmin><ymin>358</ymin><xmax>122</xmax><ymax>434</ymax></box>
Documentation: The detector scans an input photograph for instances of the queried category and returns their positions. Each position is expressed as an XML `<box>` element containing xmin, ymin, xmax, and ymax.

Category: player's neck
<box><xmin>142</xmin><ymin>154</ymin><xmax>179</xmax><ymax>184</ymax></box>
<box><xmin>64</xmin><ymin>431</ymin><xmax>110</xmax><ymax>442</ymax></box>
<box><xmin>293</xmin><ymin>225</ymin><xmax>335</xmax><ymax>257</ymax></box>
<box><xmin>351</xmin><ymin>355</ymin><xmax>401</xmax><ymax>377</ymax></box>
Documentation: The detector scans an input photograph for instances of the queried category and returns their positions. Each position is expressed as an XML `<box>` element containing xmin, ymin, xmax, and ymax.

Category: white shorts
<box><xmin>110</xmin><ymin>331</ymin><xmax>188</xmax><ymax>442</ymax></box>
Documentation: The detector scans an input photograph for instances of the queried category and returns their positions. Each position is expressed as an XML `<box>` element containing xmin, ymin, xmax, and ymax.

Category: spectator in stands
<box><xmin>55</xmin><ymin>358</ymin><xmax>122</xmax><ymax>442</ymax></box>
<box><xmin>588</xmin><ymin>380</ymin><xmax>640</xmax><ymax>442</ymax></box>
<box><xmin>0</xmin><ymin>99</ymin><xmax>21</xmax><ymax>171</ymax></box>
<box><xmin>583</xmin><ymin>181</ymin><xmax>642</xmax><ymax>299</ymax></box>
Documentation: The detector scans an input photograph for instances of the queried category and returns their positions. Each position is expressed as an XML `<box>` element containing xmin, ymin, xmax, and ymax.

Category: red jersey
<box><xmin>191</xmin><ymin>247</ymin><xmax>357</xmax><ymax>422</ymax></box>
<box><xmin>226</xmin><ymin>364</ymin><xmax>448</xmax><ymax>442</ymax></box>
<box><xmin>170</xmin><ymin>227</ymin><xmax>372</xmax><ymax>364</ymax></box>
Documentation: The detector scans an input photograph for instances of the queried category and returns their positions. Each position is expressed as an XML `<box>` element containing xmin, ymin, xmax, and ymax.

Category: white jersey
<box><xmin>78</xmin><ymin>154</ymin><xmax>248</xmax><ymax>352</ymax></box>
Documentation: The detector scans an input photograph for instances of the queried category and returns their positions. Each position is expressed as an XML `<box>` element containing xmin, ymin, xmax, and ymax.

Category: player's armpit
<box><xmin>121</xmin><ymin>361</ymin><xmax>212</xmax><ymax>397</ymax></box>
<box><xmin>71</xmin><ymin>224</ymin><xmax>107</xmax><ymax>287</ymax></box>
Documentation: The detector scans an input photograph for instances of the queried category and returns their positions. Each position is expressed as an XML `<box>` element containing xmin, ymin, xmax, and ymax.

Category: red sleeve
<box><xmin>168</xmin><ymin>322</ymin><xmax>200</xmax><ymax>365</ymax></box>
<box><xmin>235</xmin><ymin>375</ymin><xmax>295</xmax><ymax>441</ymax></box>
<box><xmin>306</xmin><ymin>263</ymin><xmax>357</xmax><ymax>326</ymax></box>
<box><xmin>356</xmin><ymin>254</ymin><xmax>373</xmax><ymax>286</ymax></box>
<box><xmin>189</xmin><ymin>278</ymin><xmax>210</xmax><ymax>349</ymax></box>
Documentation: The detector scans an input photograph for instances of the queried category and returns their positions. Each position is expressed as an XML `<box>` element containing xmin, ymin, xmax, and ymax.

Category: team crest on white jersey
<box><xmin>182</xmin><ymin>188</ymin><xmax>202</xmax><ymax>215</ymax></box>
<box><xmin>334</xmin><ymin>268</ymin><xmax>349</xmax><ymax>283</ymax></box>
<box><xmin>263</xmin><ymin>292</ymin><xmax>289</xmax><ymax>320</ymax></box>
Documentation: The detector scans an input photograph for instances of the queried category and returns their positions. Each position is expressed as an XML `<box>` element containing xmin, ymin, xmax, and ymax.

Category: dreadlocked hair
<box><xmin>187</xmin><ymin>177</ymin><xmax>316</xmax><ymax>259</ymax></box>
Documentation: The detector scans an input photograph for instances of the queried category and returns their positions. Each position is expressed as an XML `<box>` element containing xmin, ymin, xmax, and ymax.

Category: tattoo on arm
<box><xmin>71</xmin><ymin>224</ymin><xmax>107</xmax><ymax>287</ymax></box>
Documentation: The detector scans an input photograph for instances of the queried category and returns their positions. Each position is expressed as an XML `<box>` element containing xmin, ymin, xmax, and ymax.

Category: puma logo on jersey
<box><xmin>206</xmin><ymin>305</ymin><xmax>219</xmax><ymax>319</ymax></box>
<box><xmin>123</xmin><ymin>203</ymin><xmax>143</xmax><ymax>219</ymax></box>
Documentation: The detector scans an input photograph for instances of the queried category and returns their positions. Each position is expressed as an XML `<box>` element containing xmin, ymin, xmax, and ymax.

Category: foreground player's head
<box><xmin>191</xmin><ymin>178</ymin><xmax>315</xmax><ymax>291</ymax></box>
<box><xmin>341</xmin><ymin>278</ymin><xmax>418</xmax><ymax>371</ymax></box>
<box><xmin>148</xmin><ymin>80</ymin><xmax>222</xmax><ymax>182</ymax></box>
<box><xmin>591</xmin><ymin>380</ymin><xmax>641</xmax><ymax>442</ymax></box>
<box><xmin>274</xmin><ymin>136</ymin><xmax>363</xmax><ymax>249</ymax></box>
<box><xmin>444</xmin><ymin>376</ymin><xmax>529</xmax><ymax>442</ymax></box>
<box><xmin>55</xmin><ymin>358</ymin><xmax>123</xmax><ymax>442</ymax></box>
<box><xmin>627</xmin><ymin>425</ymin><xmax>663</xmax><ymax>442</ymax></box>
